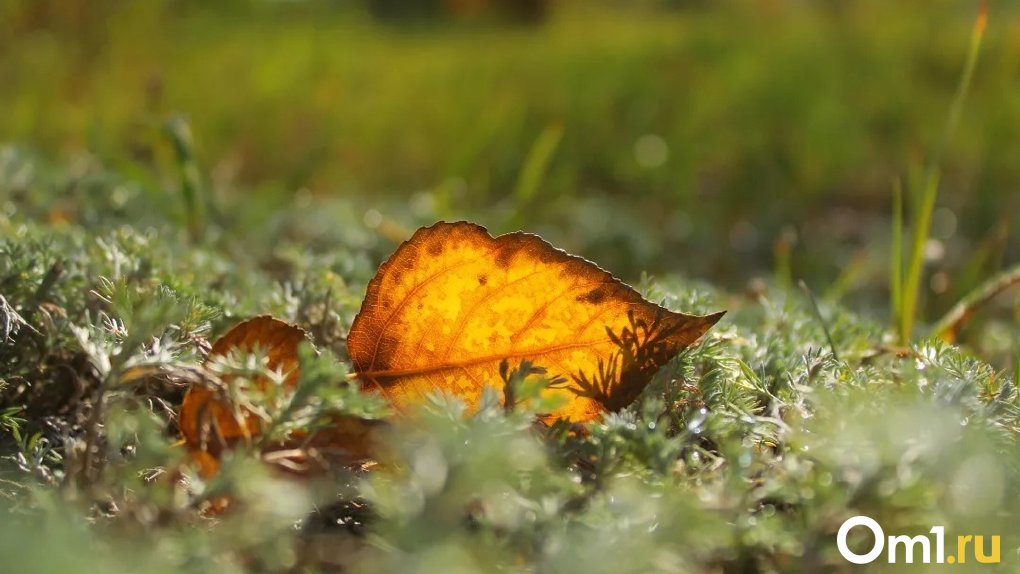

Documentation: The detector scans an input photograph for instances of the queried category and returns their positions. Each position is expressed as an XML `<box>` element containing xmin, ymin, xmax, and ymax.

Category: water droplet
<box><xmin>686</xmin><ymin>408</ymin><xmax>709</xmax><ymax>434</ymax></box>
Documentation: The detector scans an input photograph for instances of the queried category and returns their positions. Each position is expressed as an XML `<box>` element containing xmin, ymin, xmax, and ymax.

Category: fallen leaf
<box><xmin>179</xmin><ymin>315</ymin><xmax>308</xmax><ymax>456</ymax></box>
<box><xmin>178</xmin><ymin>316</ymin><xmax>383</xmax><ymax>479</ymax></box>
<box><xmin>348</xmin><ymin>221</ymin><xmax>724</xmax><ymax>422</ymax></box>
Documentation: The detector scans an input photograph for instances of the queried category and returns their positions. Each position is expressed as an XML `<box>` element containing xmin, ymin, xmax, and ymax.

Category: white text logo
<box><xmin>837</xmin><ymin>516</ymin><xmax>1000</xmax><ymax>565</ymax></box>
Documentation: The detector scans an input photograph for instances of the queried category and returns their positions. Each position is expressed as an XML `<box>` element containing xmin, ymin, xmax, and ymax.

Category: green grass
<box><xmin>1</xmin><ymin>147</ymin><xmax>1018</xmax><ymax>573</ymax></box>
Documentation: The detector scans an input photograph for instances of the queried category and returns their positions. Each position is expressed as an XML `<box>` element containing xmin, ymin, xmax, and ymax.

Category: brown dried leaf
<box><xmin>179</xmin><ymin>315</ymin><xmax>308</xmax><ymax>454</ymax></box>
<box><xmin>178</xmin><ymin>316</ymin><xmax>384</xmax><ymax>480</ymax></box>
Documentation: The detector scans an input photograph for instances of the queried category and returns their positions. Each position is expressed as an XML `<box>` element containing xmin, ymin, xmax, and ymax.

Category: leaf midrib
<box><xmin>356</xmin><ymin>337</ymin><xmax>615</xmax><ymax>381</ymax></box>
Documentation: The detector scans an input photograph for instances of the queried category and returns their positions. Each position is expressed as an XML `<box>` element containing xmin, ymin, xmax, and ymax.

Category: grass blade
<box><xmin>509</xmin><ymin>124</ymin><xmax>563</xmax><ymax>228</ymax></box>
<box><xmin>897</xmin><ymin>0</ymin><xmax>987</xmax><ymax>343</ymax></box>
<box><xmin>891</xmin><ymin>178</ymin><xmax>904</xmax><ymax>331</ymax></box>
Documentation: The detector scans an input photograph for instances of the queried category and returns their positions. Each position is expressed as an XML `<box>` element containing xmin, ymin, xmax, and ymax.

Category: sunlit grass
<box><xmin>894</xmin><ymin>0</ymin><xmax>987</xmax><ymax>344</ymax></box>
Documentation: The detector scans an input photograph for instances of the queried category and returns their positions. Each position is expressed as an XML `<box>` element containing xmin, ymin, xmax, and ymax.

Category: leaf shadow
<box><xmin>562</xmin><ymin>309</ymin><xmax>681</xmax><ymax>412</ymax></box>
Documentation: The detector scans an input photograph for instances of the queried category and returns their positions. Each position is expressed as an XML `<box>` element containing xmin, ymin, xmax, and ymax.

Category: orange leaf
<box><xmin>178</xmin><ymin>317</ymin><xmax>383</xmax><ymax>480</ymax></box>
<box><xmin>348</xmin><ymin>221</ymin><xmax>724</xmax><ymax>422</ymax></box>
<box><xmin>179</xmin><ymin>315</ymin><xmax>308</xmax><ymax>454</ymax></box>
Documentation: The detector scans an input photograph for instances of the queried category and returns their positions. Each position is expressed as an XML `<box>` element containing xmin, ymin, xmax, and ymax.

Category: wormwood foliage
<box><xmin>0</xmin><ymin>150</ymin><xmax>1018</xmax><ymax>573</ymax></box>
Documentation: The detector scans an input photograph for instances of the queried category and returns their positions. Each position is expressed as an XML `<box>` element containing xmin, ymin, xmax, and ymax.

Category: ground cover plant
<box><xmin>1</xmin><ymin>143</ymin><xmax>1018</xmax><ymax>572</ymax></box>
<box><xmin>2</xmin><ymin>1</ymin><xmax>1020</xmax><ymax>573</ymax></box>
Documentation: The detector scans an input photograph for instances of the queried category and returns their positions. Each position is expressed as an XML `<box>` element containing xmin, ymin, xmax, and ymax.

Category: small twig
<box><xmin>932</xmin><ymin>262</ymin><xmax>1020</xmax><ymax>342</ymax></box>
<box><xmin>799</xmin><ymin>281</ymin><xmax>840</xmax><ymax>362</ymax></box>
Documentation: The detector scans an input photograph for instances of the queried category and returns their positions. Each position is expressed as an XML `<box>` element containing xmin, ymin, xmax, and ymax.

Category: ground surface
<box><xmin>1</xmin><ymin>151</ymin><xmax>1018</xmax><ymax>573</ymax></box>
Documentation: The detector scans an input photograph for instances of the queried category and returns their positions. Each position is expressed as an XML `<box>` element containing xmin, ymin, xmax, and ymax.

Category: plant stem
<box><xmin>800</xmin><ymin>280</ymin><xmax>840</xmax><ymax>362</ymax></box>
<box><xmin>932</xmin><ymin>262</ymin><xmax>1020</xmax><ymax>342</ymax></box>
<box><xmin>890</xmin><ymin>178</ymin><xmax>904</xmax><ymax>329</ymax></box>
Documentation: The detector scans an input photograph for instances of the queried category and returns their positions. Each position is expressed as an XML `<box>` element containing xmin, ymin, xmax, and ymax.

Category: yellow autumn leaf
<box><xmin>348</xmin><ymin>221</ymin><xmax>723</xmax><ymax>422</ymax></box>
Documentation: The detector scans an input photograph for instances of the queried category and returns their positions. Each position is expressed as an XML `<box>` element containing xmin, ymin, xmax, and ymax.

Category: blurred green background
<box><xmin>2</xmin><ymin>0</ymin><xmax>1018</xmax><ymax>317</ymax></box>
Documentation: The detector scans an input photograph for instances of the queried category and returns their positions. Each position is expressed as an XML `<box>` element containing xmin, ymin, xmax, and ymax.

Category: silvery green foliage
<box><xmin>0</xmin><ymin>152</ymin><xmax>1017</xmax><ymax>573</ymax></box>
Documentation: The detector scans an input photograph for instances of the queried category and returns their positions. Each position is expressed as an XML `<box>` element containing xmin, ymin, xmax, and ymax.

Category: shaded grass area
<box><xmin>1</xmin><ymin>150</ymin><xmax>1018</xmax><ymax>573</ymax></box>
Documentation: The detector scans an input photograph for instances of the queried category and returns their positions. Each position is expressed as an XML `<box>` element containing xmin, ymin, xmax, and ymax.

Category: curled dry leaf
<box><xmin>179</xmin><ymin>316</ymin><xmax>382</xmax><ymax>479</ymax></box>
<box><xmin>179</xmin><ymin>315</ymin><xmax>308</xmax><ymax>454</ymax></box>
<box><xmin>348</xmin><ymin>221</ymin><xmax>724</xmax><ymax>422</ymax></box>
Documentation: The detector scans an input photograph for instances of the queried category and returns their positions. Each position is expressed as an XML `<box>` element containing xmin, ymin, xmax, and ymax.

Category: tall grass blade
<box><xmin>897</xmin><ymin>0</ymin><xmax>987</xmax><ymax>343</ymax></box>
<box><xmin>163</xmin><ymin>115</ymin><xmax>205</xmax><ymax>241</ymax></box>
<box><xmin>900</xmin><ymin>171</ymin><xmax>940</xmax><ymax>343</ymax></box>
<box><xmin>509</xmin><ymin>124</ymin><xmax>563</xmax><ymax>227</ymax></box>
<box><xmin>891</xmin><ymin>178</ymin><xmax>904</xmax><ymax>331</ymax></box>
